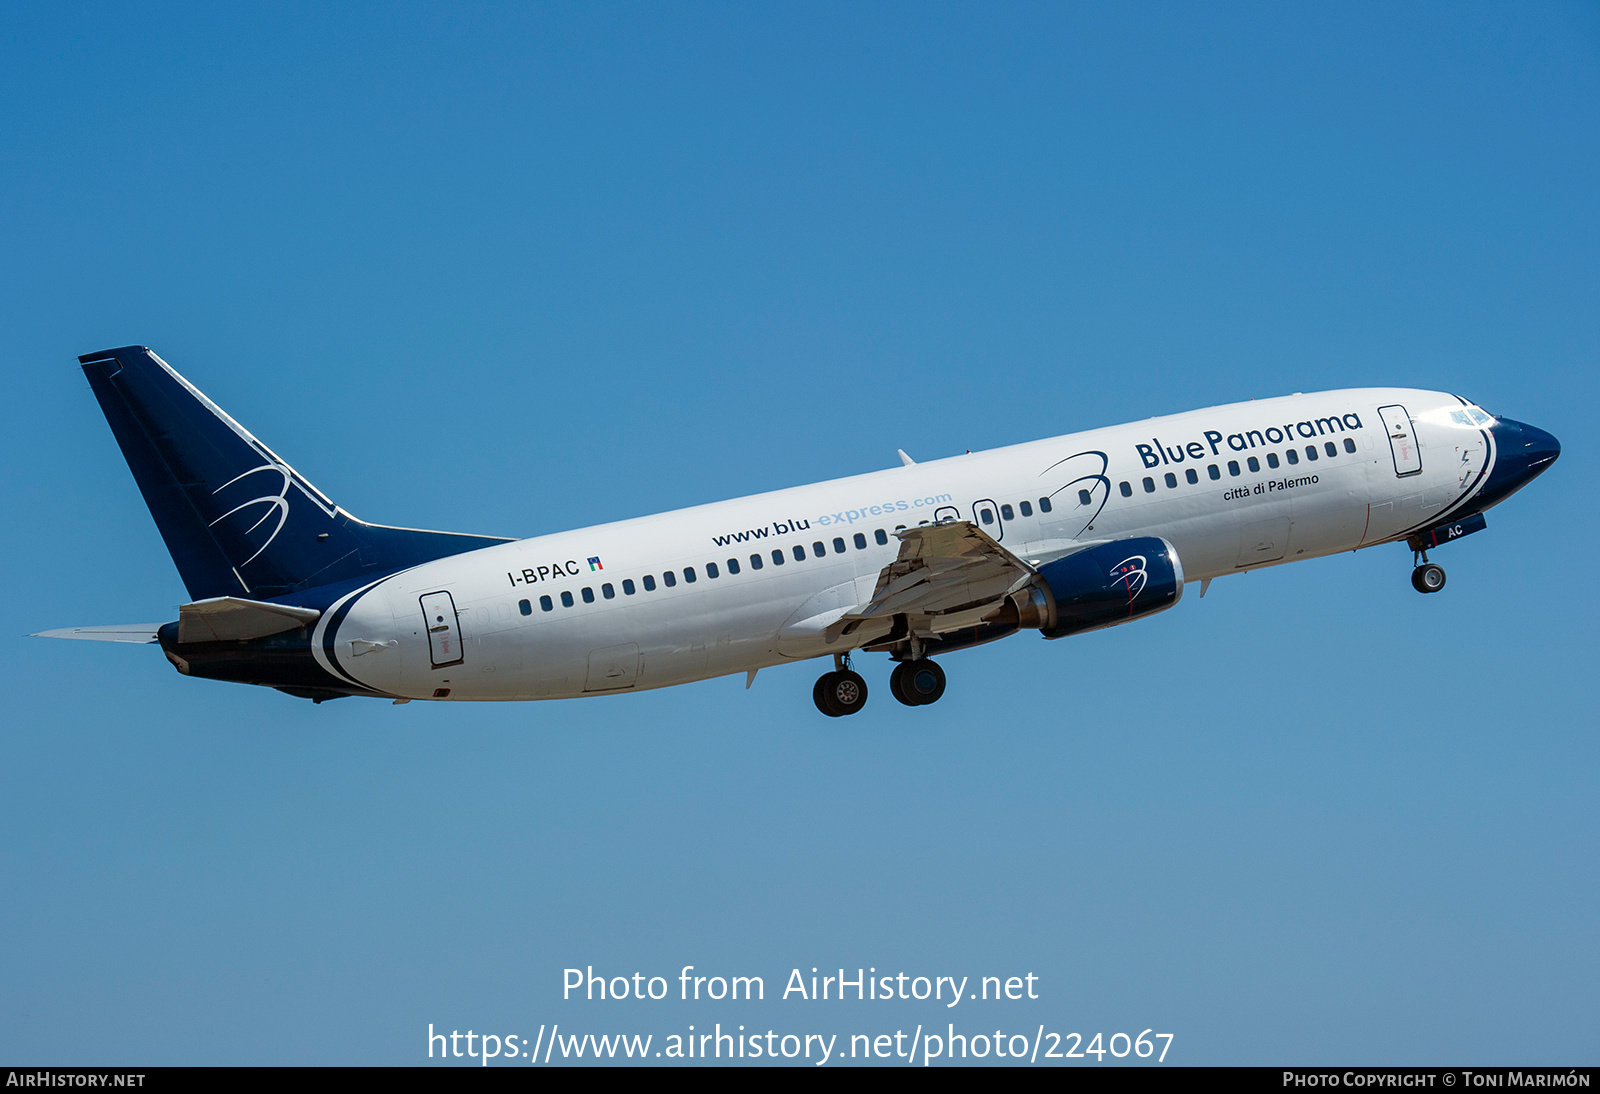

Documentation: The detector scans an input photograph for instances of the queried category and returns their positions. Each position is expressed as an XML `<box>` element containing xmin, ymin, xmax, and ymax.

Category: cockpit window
<box><xmin>1450</xmin><ymin>407</ymin><xmax>1495</xmax><ymax>427</ymax></box>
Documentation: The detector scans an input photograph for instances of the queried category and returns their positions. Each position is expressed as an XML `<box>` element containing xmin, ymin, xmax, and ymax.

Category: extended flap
<box><xmin>847</xmin><ymin>520</ymin><xmax>1038</xmax><ymax>621</ymax></box>
<box><xmin>178</xmin><ymin>597</ymin><xmax>321</xmax><ymax>644</ymax></box>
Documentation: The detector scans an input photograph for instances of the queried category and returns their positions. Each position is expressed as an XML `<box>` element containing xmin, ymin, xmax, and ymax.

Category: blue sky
<box><xmin>2</xmin><ymin>2</ymin><xmax>1596</xmax><ymax>1065</ymax></box>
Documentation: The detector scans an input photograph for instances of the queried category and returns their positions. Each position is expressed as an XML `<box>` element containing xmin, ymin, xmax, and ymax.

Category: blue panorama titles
<box><xmin>1135</xmin><ymin>411</ymin><xmax>1367</xmax><ymax>469</ymax></box>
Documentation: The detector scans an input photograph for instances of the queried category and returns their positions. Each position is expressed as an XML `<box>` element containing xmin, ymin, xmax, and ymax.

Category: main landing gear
<box><xmin>811</xmin><ymin>652</ymin><xmax>948</xmax><ymax>715</ymax></box>
<box><xmin>813</xmin><ymin>654</ymin><xmax>869</xmax><ymax>717</ymax></box>
<box><xmin>889</xmin><ymin>659</ymin><xmax>946</xmax><ymax>707</ymax></box>
<box><xmin>1411</xmin><ymin>548</ymin><xmax>1446</xmax><ymax>594</ymax></box>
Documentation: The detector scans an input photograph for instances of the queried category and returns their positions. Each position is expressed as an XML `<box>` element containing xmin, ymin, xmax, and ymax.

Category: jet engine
<box><xmin>1023</xmin><ymin>536</ymin><xmax>1185</xmax><ymax>639</ymax></box>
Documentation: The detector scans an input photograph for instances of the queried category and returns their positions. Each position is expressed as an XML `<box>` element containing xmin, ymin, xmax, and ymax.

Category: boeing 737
<box><xmin>35</xmin><ymin>347</ymin><xmax>1560</xmax><ymax>715</ymax></box>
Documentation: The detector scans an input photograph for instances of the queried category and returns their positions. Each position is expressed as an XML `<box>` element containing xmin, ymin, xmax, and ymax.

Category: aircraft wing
<box><xmin>831</xmin><ymin>521</ymin><xmax>1040</xmax><ymax>638</ymax></box>
<box><xmin>31</xmin><ymin>624</ymin><xmax>164</xmax><ymax>644</ymax></box>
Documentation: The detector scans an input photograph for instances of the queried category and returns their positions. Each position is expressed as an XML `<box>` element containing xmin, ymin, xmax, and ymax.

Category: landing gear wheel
<box><xmin>814</xmin><ymin>670</ymin><xmax>868</xmax><ymax>716</ymax></box>
<box><xmin>891</xmin><ymin>659</ymin><xmax>946</xmax><ymax>706</ymax></box>
<box><xmin>889</xmin><ymin>662</ymin><xmax>917</xmax><ymax>707</ymax></box>
<box><xmin>1412</xmin><ymin>563</ymin><xmax>1446</xmax><ymax>593</ymax></box>
<box><xmin>813</xmin><ymin>673</ymin><xmax>839</xmax><ymax>716</ymax></box>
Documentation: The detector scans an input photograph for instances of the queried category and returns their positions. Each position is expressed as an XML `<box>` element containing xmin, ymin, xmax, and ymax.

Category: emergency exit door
<box><xmin>1379</xmin><ymin>405</ymin><xmax>1422</xmax><ymax>477</ymax></box>
<box><xmin>971</xmin><ymin>498</ymin><xmax>1004</xmax><ymax>541</ymax></box>
<box><xmin>419</xmin><ymin>591</ymin><xmax>464</xmax><ymax>667</ymax></box>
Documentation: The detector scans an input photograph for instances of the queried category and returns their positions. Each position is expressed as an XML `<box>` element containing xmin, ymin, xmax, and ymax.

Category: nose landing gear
<box><xmin>1412</xmin><ymin>562</ymin><xmax>1446</xmax><ymax>593</ymax></box>
<box><xmin>1411</xmin><ymin>548</ymin><xmax>1446</xmax><ymax>594</ymax></box>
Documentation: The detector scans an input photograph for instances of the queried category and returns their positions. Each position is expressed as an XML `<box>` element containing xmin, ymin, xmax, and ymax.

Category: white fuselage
<box><xmin>315</xmin><ymin>388</ymin><xmax>1495</xmax><ymax>700</ymax></box>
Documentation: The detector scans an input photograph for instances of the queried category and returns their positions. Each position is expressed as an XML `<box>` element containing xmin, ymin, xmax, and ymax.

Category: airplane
<box><xmin>34</xmin><ymin>346</ymin><xmax>1560</xmax><ymax>716</ymax></box>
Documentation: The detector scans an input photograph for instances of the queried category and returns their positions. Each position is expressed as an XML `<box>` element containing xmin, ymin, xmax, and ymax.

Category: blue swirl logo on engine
<box><xmin>1109</xmin><ymin>554</ymin><xmax>1148</xmax><ymax>597</ymax></box>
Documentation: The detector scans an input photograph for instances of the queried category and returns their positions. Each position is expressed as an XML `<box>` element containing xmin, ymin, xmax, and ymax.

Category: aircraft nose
<box><xmin>1496</xmin><ymin>417</ymin><xmax>1561</xmax><ymax>475</ymax></box>
<box><xmin>1476</xmin><ymin>416</ymin><xmax>1560</xmax><ymax>509</ymax></box>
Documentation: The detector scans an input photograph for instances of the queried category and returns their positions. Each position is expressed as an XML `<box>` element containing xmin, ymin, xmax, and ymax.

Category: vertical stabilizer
<box><xmin>77</xmin><ymin>346</ymin><xmax>511</xmax><ymax>600</ymax></box>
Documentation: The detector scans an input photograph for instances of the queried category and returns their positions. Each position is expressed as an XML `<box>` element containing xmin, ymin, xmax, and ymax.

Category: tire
<box><xmin>902</xmin><ymin>659</ymin><xmax>946</xmax><ymax>705</ymax></box>
<box><xmin>826</xmin><ymin>670</ymin><xmax>868</xmax><ymax>716</ymax></box>
<box><xmin>889</xmin><ymin>661</ymin><xmax>918</xmax><ymax>707</ymax></box>
<box><xmin>1412</xmin><ymin>563</ymin><xmax>1446</xmax><ymax>594</ymax></box>
<box><xmin>813</xmin><ymin>672</ymin><xmax>842</xmax><ymax>716</ymax></box>
<box><xmin>815</xmin><ymin>670</ymin><xmax>868</xmax><ymax>716</ymax></box>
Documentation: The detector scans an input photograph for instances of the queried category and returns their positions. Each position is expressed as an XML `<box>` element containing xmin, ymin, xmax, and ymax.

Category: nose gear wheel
<box><xmin>1411</xmin><ymin>563</ymin><xmax>1446</xmax><ymax>593</ymax></box>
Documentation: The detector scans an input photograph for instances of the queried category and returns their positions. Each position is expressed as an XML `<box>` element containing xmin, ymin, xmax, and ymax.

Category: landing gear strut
<box><xmin>889</xmin><ymin>659</ymin><xmax>946</xmax><ymax>706</ymax></box>
<box><xmin>1411</xmin><ymin>549</ymin><xmax>1446</xmax><ymax>594</ymax></box>
<box><xmin>813</xmin><ymin>653</ymin><xmax>868</xmax><ymax>717</ymax></box>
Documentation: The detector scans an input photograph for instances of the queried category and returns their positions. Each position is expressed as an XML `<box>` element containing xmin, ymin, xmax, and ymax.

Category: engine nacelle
<box><xmin>1033</xmin><ymin>536</ymin><xmax>1184</xmax><ymax>639</ymax></box>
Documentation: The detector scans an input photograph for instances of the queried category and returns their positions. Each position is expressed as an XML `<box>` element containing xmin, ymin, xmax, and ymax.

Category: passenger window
<box><xmin>540</xmin><ymin>595</ymin><xmax>553</xmax><ymax>612</ymax></box>
<box><xmin>853</xmin><ymin>533</ymin><xmax>866</xmax><ymax>550</ymax></box>
<box><xmin>1285</xmin><ymin>449</ymin><xmax>1298</xmax><ymax>465</ymax></box>
<box><xmin>664</xmin><ymin>571</ymin><xmax>677</xmax><ymax>587</ymax></box>
<box><xmin>518</xmin><ymin>599</ymin><xmax>532</xmax><ymax>615</ymax></box>
<box><xmin>622</xmin><ymin>579</ymin><xmax>636</xmax><ymax>595</ymax></box>
<box><xmin>1000</xmin><ymin>504</ymin><xmax>1014</xmax><ymax>521</ymax></box>
<box><xmin>1344</xmin><ymin>438</ymin><xmax>1357</xmax><ymax>453</ymax></box>
<box><xmin>1247</xmin><ymin>457</ymin><xmax>1260</xmax><ymax>472</ymax></box>
<box><xmin>1143</xmin><ymin>476</ymin><xmax>1156</xmax><ymax>492</ymax></box>
<box><xmin>833</xmin><ymin>537</ymin><xmax>846</xmax><ymax>553</ymax></box>
<box><xmin>1304</xmin><ymin>445</ymin><xmax>1317</xmax><ymax>461</ymax></box>
<box><xmin>793</xmin><ymin>545</ymin><xmax>805</xmax><ymax>562</ymax></box>
<box><xmin>706</xmin><ymin>562</ymin><xmax>718</xmax><ymax>578</ymax></box>
<box><xmin>643</xmin><ymin>575</ymin><xmax>656</xmax><ymax>591</ymax></box>
<box><xmin>1164</xmin><ymin>472</ymin><xmax>1177</xmax><ymax>488</ymax></box>
<box><xmin>874</xmin><ymin>529</ymin><xmax>888</xmax><ymax>545</ymax></box>
<box><xmin>684</xmin><ymin>566</ymin><xmax>697</xmax><ymax>583</ymax></box>
<box><xmin>980</xmin><ymin>508</ymin><xmax>994</xmax><ymax>524</ymax></box>
<box><xmin>812</xmin><ymin>542</ymin><xmax>825</xmax><ymax>558</ymax></box>
<box><xmin>749</xmin><ymin>554</ymin><xmax>762</xmax><ymax>570</ymax></box>
<box><xmin>1078</xmin><ymin>489</ymin><xmax>1092</xmax><ymax>505</ymax></box>
<box><xmin>560</xmin><ymin>590</ymin><xmax>574</xmax><ymax>607</ymax></box>
<box><xmin>602</xmin><ymin>583</ymin><xmax>615</xmax><ymax>599</ymax></box>
<box><xmin>1267</xmin><ymin>452</ymin><xmax>1280</xmax><ymax>468</ymax></box>
<box><xmin>1207</xmin><ymin>464</ymin><xmax>1220</xmax><ymax>480</ymax></box>
<box><xmin>773</xmin><ymin>549</ymin><xmax>786</xmax><ymax>565</ymax></box>
<box><xmin>1119</xmin><ymin>481</ymin><xmax>1132</xmax><ymax>497</ymax></box>
<box><xmin>1019</xmin><ymin>501</ymin><xmax>1033</xmax><ymax>516</ymax></box>
<box><xmin>1185</xmin><ymin>468</ymin><xmax>1199</xmax><ymax>484</ymax></box>
<box><xmin>727</xmin><ymin>558</ymin><xmax>740</xmax><ymax>574</ymax></box>
<box><xmin>1228</xmin><ymin>460</ymin><xmax>1240</xmax><ymax>476</ymax></box>
<box><xmin>1325</xmin><ymin>441</ymin><xmax>1337</xmax><ymax>457</ymax></box>
<box><xmin>1038</xmin><ymin>496</ymin><xmax>1053</xmax><ymax>513</ymax></box>
<box><xmin>581</xmin><ymin>587</ymin><xmax>595</xmax><ymax>603</ymax></box>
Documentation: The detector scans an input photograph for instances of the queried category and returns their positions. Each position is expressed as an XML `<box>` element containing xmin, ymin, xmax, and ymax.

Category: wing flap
<box><xmin>836</xmin><ymin>521</ymin><xmax>1040</xmax><ymax>632</ymax></box>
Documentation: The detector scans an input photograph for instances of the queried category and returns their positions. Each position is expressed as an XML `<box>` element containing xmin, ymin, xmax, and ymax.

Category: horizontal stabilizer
<box><xmin>178</xmin><ymin>597</ymin><xmax>321</xmax><ymax>644</ymax></box>
<box><xmin>31</xmin><ymin>624</ymin><xmax>164</xmax><ymax>644</ymax></box>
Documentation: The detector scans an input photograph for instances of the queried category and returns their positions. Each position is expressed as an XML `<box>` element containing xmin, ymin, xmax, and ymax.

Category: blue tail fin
<box><xmin>78</xmin><ymin>346</ymin><xmax>512</xmax><ymax>601</ymax></box>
